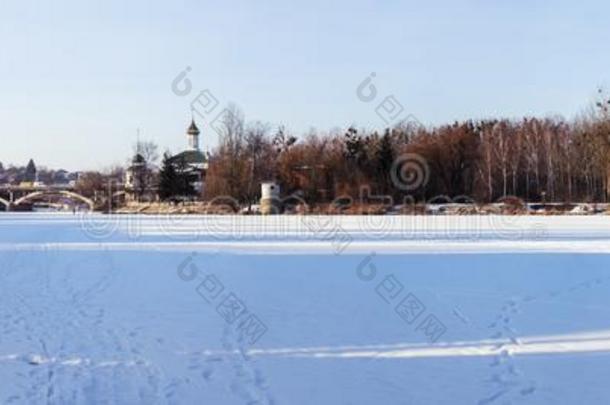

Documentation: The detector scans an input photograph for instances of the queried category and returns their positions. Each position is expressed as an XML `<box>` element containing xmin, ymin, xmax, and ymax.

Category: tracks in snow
<box><xmin>478</xmin><ymin>274</ymin><xmax>610</xmax><ymax>404</ymax></box>
<box><xmin>0</xmin><ymin>248</ymin><xmax>164</xmax><ymax>404</ymax></box>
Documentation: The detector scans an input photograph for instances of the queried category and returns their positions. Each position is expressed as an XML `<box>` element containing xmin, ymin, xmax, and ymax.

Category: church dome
<box><xmin>187</xmin><ymin>119</ymin><xmax>200</xmax><ymax>135</ymax></box>
<box><xmin>132</xmin><ymin>153</ymin><xmax>145</xmax><ymax>165</ymax></box>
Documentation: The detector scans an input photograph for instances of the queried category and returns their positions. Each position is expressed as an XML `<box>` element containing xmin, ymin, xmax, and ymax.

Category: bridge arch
<box><xmin>0</xmin><ymin>197</ymin><xmax>10</xmax><ymax>210</ymax></box>
<box><xmin>14</xmin><ymin>190</ymin><xmax>94</xmax><ymax>211</ymax></box>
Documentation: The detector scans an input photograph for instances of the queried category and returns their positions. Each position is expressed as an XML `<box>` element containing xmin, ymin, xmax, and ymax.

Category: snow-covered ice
<box><xmin>1</xmin><ymin>213</ymin><xmax>610</xmax><ymax>404</ymax></box>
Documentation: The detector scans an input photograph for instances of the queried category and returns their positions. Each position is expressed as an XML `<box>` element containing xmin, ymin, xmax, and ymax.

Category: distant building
<box><xmin>125</xmin><ymin>154</ymin><xmax>145</xmax><ymax>189</ymax></box>
<box><xmin>125</xmin><ymin>153</ymin><xmax>155</xmax><ymax>202</ymax></box>
<box><xmin>67</xmin><ymin>172</ymin><xmax>79</xmax><ymax>186</ymax></box>
<box><xmin>53</xmin><ymin>169</ymin><xmax>70</xmax><ymax>185</ymax></box>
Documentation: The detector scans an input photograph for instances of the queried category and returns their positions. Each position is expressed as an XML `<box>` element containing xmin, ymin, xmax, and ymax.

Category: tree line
<box><xmin>205</xmin><ymin>97</ymin><xmax>610</xmax><ymax>205</ymax></box>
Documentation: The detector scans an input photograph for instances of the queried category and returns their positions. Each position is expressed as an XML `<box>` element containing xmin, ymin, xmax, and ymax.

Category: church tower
<box><xmin>187</xmin><ymin>119</ymin><xmax>200</xmax><ymax>151</ymax></box>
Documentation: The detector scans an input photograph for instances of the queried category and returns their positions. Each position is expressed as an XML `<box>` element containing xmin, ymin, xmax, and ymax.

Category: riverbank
<box><xmin>110</xmin><ymin>201</ymin><xmax>610</xmax><ymax>216</ymax></box>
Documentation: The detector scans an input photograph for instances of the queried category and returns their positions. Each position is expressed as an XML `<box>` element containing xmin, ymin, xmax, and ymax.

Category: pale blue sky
<box><xmin>1</xmin><ymin>0</ymin><xmax>608</xmax><ymax>171</ymax></box>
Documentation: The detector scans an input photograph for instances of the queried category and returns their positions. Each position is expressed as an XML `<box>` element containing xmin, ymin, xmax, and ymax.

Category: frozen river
<box><xmin>1</xmin><ymin>213</ymin><xmax>610</xmax><ymax>404</ymax></box>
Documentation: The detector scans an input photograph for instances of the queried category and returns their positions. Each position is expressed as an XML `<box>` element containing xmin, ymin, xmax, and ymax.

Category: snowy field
<box><xmin>1</xmin><ymin>213</ymin><xmax>610</xmax><ymax>404</ymax></box>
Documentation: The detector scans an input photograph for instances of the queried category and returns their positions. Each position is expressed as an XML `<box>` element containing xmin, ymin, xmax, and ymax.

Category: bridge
<box><xmin>0</xmin><ymin>185</ymin><xmax>96</xmax><ymax>211</ymax></box>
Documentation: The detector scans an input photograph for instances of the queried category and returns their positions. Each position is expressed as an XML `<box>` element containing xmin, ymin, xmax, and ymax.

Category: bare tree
<box><xmin>244</xmin><ymin>121</ymin><xmax>275</xmax><ymax>208</ymax></box>
<box><xmin>595</xmin><ymin>88</ymin><xmax>610</xmax><ymax>201</ymax></box>
<box><xmin>129</xmin><ymin>140</ymin><xmax>158</xmax><ymax>201</ymax></box>
<box><xmin>133</xmin><ymin>140</ymin><xmax>159</xmax><ymax>166</ymax></box>
<box><xmin>492</xmin><ymin>121</ymin><xmax>510</xmax><ymax>198</ymax></box>
<box><xmin>477</xmin><ymin>121</ymin><xmax>496</xmax><ymax>201</ymax></box>
<box><xmin>205</xmin><ymin>103</ymin><xmax>250</xmax><ymax>201</ymax></box>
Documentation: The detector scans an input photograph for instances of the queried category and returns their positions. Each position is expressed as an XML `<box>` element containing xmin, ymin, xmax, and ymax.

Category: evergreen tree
<box><xmin>376</xmin><ymin>130</ymin><xmax>395</xmax><ymax>195</ymax></box>
<box><xmin>158</xmin><ymin>153</ymin><xmax>179</xmax><ymax>200</ymax></box>
<box><xmin>175</xmin><ymin>157</ymin><xmax>196</xmax><ymax>197</ymax></box>
<box><xmin>25</xmin><ymin>159</ymin><xmax>37</xmax><ymax>182</ymax></box>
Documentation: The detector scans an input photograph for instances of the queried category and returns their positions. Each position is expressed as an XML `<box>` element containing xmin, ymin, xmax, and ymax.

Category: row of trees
<box><xmin>205</xmin><ymin>97</ymin><xmax>610</xmax><ymax>204</ymax></box>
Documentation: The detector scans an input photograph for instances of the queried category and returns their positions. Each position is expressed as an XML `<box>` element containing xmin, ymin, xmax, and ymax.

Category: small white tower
<box><xmin>260</xmin><ymin>181</ymin><xmax>281</xmax><ymax>215</ymax></box>
<box><xmin>187</xmin><ymin>119</ymin><xmax>200</xmax><ymax>151</ymax></box>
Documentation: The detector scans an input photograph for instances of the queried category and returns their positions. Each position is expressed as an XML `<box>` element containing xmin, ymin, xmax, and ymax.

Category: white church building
<box><xmin>168</xmin><ymin>119</ymin><xmax>209</xmax><ymax>195</ymax></box>
<box><xmin>125</xmin><ymin>119</ymin><xmax>208</xmax><ymax>200</ymax></box>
